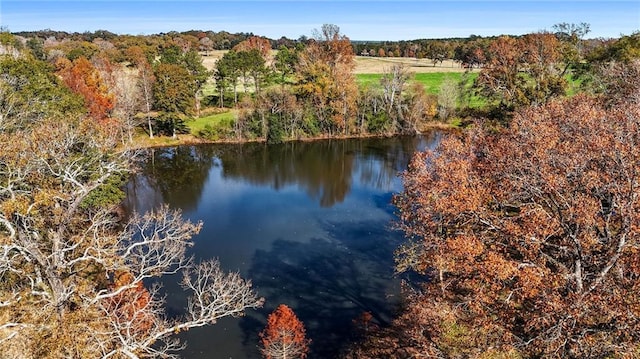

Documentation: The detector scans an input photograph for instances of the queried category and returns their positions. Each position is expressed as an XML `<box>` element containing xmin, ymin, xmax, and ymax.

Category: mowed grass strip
<box><xmin>357</xmin><ymin>72</ymin><xmax>478</xmax><ymax>95</ymax></box>
<box><xmin>188</xmin><ymin>110</ymin><xmax>237</xmax><ymax>134</ymax></box>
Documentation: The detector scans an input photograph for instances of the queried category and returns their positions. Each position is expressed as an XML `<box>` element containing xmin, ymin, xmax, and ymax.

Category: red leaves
<box><xmin>233</xmin><ymin>36</ymin><xmax>272</xmax><ymax>60</ymax></box>
<box><xmin>393</xmin><ymin>92</ymin><xmax>640</xmax><ymax>356</ymax></box>
<box><xmin>106</xmin><ymin>271</ymin><xmax>154</xmax><ymax>336</ymax></box>
<box><xmin>260</xmin><ymin>304</ymin><xmax>309</xmax><ymax>359</ymax></box>
<box><xmin>56</xmin><ymin>56</ymin><xmax>115</xmax><ymax>122</ymax></box>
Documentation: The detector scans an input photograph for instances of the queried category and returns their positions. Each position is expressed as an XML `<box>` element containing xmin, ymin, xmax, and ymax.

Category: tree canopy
<box><xmin>0</xmin><ymin>33</ymin><xmax>263</xmax><ymax>358</ymax></box>
<box><xmin>390</xmin><ymin>91</ymin><xmax>640</xmax><ymax>357</ymax></box>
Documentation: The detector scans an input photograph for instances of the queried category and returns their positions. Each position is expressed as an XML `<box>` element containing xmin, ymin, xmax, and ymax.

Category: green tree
<box><xmin>215</xmin><ymin>50</ymin><xmax>241</xmax><ymax>106</ymax></box>
<box><xmin>25</xmin><ymin>37</ymin><xmax>46</xmax><ymax>60</ymax></box>
<box><xmin>595</xmin><ymin>31</ymin><xmax>640</xmax><ymax>64</ymax></box>
<box><xmin>274</xmin><ymin>45</ymin><xmax>299</xmax><ymax>88</ymax></box>
<box><xmin>552</xmin><ymin>22</ymin><xmax>591</xmax><ymax>76</ymax></box>
<box><xmin>182</xmin><ymin>48</ymin><xmax>210</xmax><ymax>115</ymax></box>
<box><xmin>0</xmin><ymin>55</ymin><xmax>84</xmax><ymax>131</ymax></box>
<box><xmin>158</xmin><ymin>45</ymin><xmax>209</xmax><ymax>116</ymax></box>
<box><xmin>153</xmin><ymin>63</ymin><xmax>195</xmax><ymax>137</ymax></box>
<box><xmin>242</xmin><ymin>49</ymin><xmax>270</xmax><ymax>95</ymax></box>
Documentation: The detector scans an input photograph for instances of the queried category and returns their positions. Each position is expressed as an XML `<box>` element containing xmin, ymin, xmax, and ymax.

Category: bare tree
<box><xmin>112</xmin><ymin>66</ymin><xmax>143</xmax><ymax>143</ymax></box>
<box><xmin>380</xmin><ymin>64</ymin><xmax>411</xmax><ymax>132</ymax></box>
<box><xmin>437</xmin><ymin>76</ymin><xmax>459</xmax><ymax>121</ymax></box>
<box><xmin>0</xmin><ymin>112</ymin><xmax>263</xmax><ymax>357</ymax></box>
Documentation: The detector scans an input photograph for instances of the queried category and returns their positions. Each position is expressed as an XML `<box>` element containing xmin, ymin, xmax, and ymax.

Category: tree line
<box><xmin>4</xmin><ymin>25</ymin><xmax>639</xmax><ymax>145</ymax></box>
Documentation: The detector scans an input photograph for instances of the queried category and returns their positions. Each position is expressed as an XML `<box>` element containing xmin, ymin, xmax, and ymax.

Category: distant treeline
<box><xmin>4</xmin><ymin>24</ymin><xmax>639</xmax><ymax>145</ymax></box>
<box><xmin>12</xmin><ymin>27</ymin><xmax>620</xmax><ymax>63</ymax></box>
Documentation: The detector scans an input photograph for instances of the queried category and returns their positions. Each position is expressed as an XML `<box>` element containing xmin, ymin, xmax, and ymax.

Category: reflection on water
<box><xmin>123</xmin><ymin>134</ymin><xmax>441</xmax><ymax>358</ymax></box>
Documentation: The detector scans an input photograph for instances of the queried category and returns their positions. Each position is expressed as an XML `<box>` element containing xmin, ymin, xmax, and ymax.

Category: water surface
<box><xmin>123</xmin><ymin>134</ymin><xmax>441</xmax><ymax>358</ymax></box>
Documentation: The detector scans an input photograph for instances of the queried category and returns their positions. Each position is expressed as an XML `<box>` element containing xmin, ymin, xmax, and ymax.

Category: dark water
<box><xmin>123</xmin><ymin>133</ymin><xmax>441</xmax><ymax>358</ymax></box>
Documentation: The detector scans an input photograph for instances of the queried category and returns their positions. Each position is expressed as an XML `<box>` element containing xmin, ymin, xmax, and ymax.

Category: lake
<box><xmin>123</xmin><ymin>133</ymin><xmax>441</xmax><ymax>358</ymax></box>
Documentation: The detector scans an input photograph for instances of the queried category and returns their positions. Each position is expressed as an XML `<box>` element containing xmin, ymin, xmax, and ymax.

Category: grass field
<box><xmin>202</xmin><ymin>50</ymin><xmax>469</xmax><ymax>74</ymax></box>
<box><xmin>187</xmin><ymin>110</ymin><xmax>236</xmax><ymax>135</ymax></box>
<box><xmin>357</xmin><ymin>72</ymin><xmax>479</xmax><ymax>94</ymax></box>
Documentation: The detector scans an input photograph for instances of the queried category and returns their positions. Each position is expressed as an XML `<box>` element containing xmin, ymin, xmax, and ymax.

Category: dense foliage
<box><xmin>0</xmin><ymin>34</ymin><xmax>262</xmax><ymax>358</ymax></box>
<box><xmin>260</xmin><ymin>304</ymin><xmax>310</xmax><ymax>359</ymax></box>
<box><xmin>7</xmin><ymin>26</ymin><xmax>639</xmax><ymax>143</ymax></box>
<box><xmin>348</xmin><ymin>62</ymin><xmax>640</xmax><ymax>358</ymax></box>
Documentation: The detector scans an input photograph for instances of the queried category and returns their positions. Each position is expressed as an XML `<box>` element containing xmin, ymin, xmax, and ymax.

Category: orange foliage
<box><xmin>106</xmin><ymin>271</ymin><xmax>154</xmax><ymax>335</ymax></box>
<box><xmin>296</xmin><ymin>25</ymin><xmax>357</xmax><ymax>135</ymax></box>
<box><xmin>260</xmin><ymin>304</ymin><xmax>309</xmax><ymax>359</ymax></box>
<box><xmin>56</xmin><ymin>56</ymin><xmax>115</xmax><ymax>121</ymax></box>
<box><xmin>393</xmin><ymin>94</ymin><xmax>640</xmax><ymax>357</ymax></box>
<box><xmin>233</xmin><ymin>36</ymin><xmax>272</xmax><ymax>59</ymax></box>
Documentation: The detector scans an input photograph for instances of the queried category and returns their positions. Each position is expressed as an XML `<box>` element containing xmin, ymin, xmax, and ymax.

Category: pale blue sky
<box><xmin>1</xmin><ymin>1</ymin><xmax>638</xmax><ymax>40</ymax></box>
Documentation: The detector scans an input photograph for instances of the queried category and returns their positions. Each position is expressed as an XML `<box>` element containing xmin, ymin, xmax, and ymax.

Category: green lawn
<box><xmin>357</xmin><ymin>72</ymin><xmax>485</xmax><ymax>109</ymax></box>
<box><xmin>187</xmin><ymin>110</ymin><xmax>236</xmax><ymax>135</ymax></box>
<box><xmin>356</xmin><ymin>73</ymin><xmax>384</xmax><ymax>88</ymax></box>
<box><xmin>414</xmin><ymin>73</ymin><xmax>477</xmax><ymax>94</ymax></box>
<box><xmin>356</xmin><ymin>72</ymin><xmax>479</xmax><ymax>94</ymax></box>
<box><xmin>201</xmin><ymin>81</ymin><xmax>217</xmax><ymax>97</ymax></box>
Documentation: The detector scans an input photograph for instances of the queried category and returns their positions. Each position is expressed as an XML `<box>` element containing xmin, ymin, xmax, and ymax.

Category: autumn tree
<box><xmin>596</xmin><ymin>59</ymin><xmax>640</xmax><ymax>106</ymax></box>
<box><xmin>295</xmin><ymin>24</ymin><xmax>358</xmax><ymax>136</ymax></box>
<box><xmin>403</xmin><ymin>82</ymin><xmax>437</xmax><ymax>132</ymax></box>
<box><xmin>475</xmin><ymin>35</ymin><xmax>525</xmax><ymax>109</ymax></box>
<box><xmin>260</xmin><ymin>304</ymin><xmax>310</xmax><ymax>359</ymax></box>
<box><xmin>519</xmin><ymin>32</ymin><xmax>566</xmax><ymax>105</ymax></box>
<box><xmin>0</xmin><ymin>63</ymin><xmax>263</xmax><ymax>356</ymax></box>
<box><xmin>56</xmin><ymin>56</ymin><xmax>115</xmax><ymax>122</ymax></box>
<box><xmin>476</xmin><ymin>33</ymin><xmax>566</xmax><ymax>117</ymax></box>
<box><xmin>392</xmin><ymin>93</ymin><xmax>640</xmax><ymax>357</ymax></box>
<box><xmin>453</xmin><ymin>39</ymin><xmax>486</xmax><ymax>69</ymax></box>
<box><xmin>233</xmin><ymin>36</ymin><xmax>272</xmax><ymax>60</ymax></box>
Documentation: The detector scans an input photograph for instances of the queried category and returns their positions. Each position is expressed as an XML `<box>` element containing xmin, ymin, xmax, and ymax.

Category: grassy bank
<box><xmin>356</xmin><ymin>72</ymin><xmax>478</xmax><ymax>93</ymax></box>
<box><xmin>188</xmin><ymin>110</ymin><xmax>236</xmax><ymax>135</ymax></box>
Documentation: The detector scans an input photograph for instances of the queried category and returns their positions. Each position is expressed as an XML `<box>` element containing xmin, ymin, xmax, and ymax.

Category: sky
<box><xmin>1</xmin><ymin>1</ymin><xmax>638</xmax><ymax>41</ymax></box>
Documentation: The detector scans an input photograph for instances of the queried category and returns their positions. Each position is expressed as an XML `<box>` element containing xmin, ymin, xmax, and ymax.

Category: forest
<box><xmin>0</xmin><ymin>21</ymin><xmax>639</xmax><ymax>358</ymax></box>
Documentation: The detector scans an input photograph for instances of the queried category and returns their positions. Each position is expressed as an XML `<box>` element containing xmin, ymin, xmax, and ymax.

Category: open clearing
<box><xmin>354</xmin><ymin>56</ymin><xmax>469</xmax><ymax>74</ymax></box>
<box><xmin>200</xmin><ymin>50</ymin><xmax>471</xmax><ymax>74</ymax></box>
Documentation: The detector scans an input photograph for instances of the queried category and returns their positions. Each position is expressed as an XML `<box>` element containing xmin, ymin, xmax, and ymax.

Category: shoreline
<box><xmin>124</xmin><ymin>122</ymin><xmax>458</xmax><ymax>151</ymax></box>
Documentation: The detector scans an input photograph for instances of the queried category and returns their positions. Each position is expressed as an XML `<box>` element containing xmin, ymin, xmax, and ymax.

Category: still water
<box><xmin>123</xmin><ymin>133</ymin><xmax>441</xmax><ymax>358</ymax></box>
